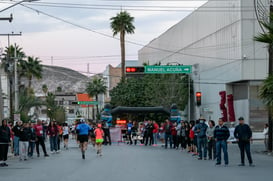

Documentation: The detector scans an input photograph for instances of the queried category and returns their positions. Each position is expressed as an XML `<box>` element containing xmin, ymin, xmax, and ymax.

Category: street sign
<box><xmin>144</xmin><ymin>65</ymin><xmax>192</xmax><ymax>74</ymax></box>
<box><xmin>77</xmin><ymin>101</ymin><xmax>98</xmax><ymax>105</ymax></box>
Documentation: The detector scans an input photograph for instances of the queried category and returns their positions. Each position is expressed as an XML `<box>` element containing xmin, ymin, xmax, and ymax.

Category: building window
<box><xmin>69</xmin><ymin>109</ymin><xmax>74</xmax><ymax>114</ymax></box>
<box><xmin>59</xmin><ymin>101</ymin><xmax>64</xmax><ymax>105</ymax></box>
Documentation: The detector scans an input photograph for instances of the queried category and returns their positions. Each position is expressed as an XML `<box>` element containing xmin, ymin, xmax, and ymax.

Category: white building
<box><xmin>138</xmin><ymin>0</ymin><xmax>269</xmax><ymax>131</ymax></box>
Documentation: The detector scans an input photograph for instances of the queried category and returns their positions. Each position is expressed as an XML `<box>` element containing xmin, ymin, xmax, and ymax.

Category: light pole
<box><xmin>0</xmin><ymin>0</ymin><xmax>39</xmax><ymax>13</ymax></box>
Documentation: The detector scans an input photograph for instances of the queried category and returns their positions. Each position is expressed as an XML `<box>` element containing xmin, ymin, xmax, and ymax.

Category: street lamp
<box><xmin>0</xmin><ymin>0</ymin><xmax>39</xmax><ymax>13</ymax></box>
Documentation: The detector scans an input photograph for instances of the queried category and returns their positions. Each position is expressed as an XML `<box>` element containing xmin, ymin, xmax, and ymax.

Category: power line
<box><xmin>20</xmin><ymin>4</ymin><xmax>252</xmax><ymax>61</ymax></box>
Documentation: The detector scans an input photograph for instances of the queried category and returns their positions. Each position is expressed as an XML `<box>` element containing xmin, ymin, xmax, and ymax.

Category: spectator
<box><xmin>18</xmin><ymin>123</ymin><xmax>31</xmax><ymax>161</ymax></box>
<box><xmin>47</xmin><ymin>121</ymin><xmax>59</xmax><ymax>154</ymax></box>
<box><xmin>152</xmin><ymin>121</ymin><xmax>159</xmax><ymax>146</ymax></box>
<box><xmin>214</xmin><ymin>118</ymin><xmax>230</xmax><ymax>166</ymax></box>
<box><xmin>188</xmin><ymin>121</ymin><xmax>195</xmax><ymax>153</ymax></box>
<box><xmin>28</xmin><ymin>122</ymin><xmax>36</xmax><ymax>158</ymax></box>
<box><xmin>206</xmin><ymin>120</ymin><xmax>216</xmax><ymax>160</ymax></box>
<box><xmin>145</xmin><ymin>120</ymin><xmax>154</xmax><ymax>146</ymax></box>
<box><xmin>103</xmin><ymin>122</ymin><xmax>111</xmax><ymax>146</ymax></box>
<box><xmin>12</xmin><ymin>121</ymin><xmax>22</xmax><ymax>156</ymax></box>
<box><xmin>127</xmin><ymin>120</ymin><xmax>133</xmax><ymax>145</ymax></box>
<box><xmin>163</xmin><ymin>119</ymin><xmax>173</xmax><ymax>149</ymax></box>
<box><xmin>195</xmin><ymin>119</ymin><xmax>208</xmax><ymax>160</ymax></box>
<box><xmin>234</xmin><ymin>117</ymin><xmax>254</xmax><ymax>167</ymax></box>
<box><xmin>159</xmin><ymin>122</ymin><xmax>165</xmax><ymax>146</ymax></box>
<box><xmin>171</xmin><ymin>122</ymin><xmax>178</xmax><ymax>149</ymax></box>
<box><xmin>57</xmin><ymin>123</ymin><xmax>63</xmax><ymax>152</ymax></box>
<box><xmin>0</xmin><ymin>119</ymin><xmax>11</xmax><ymax>167</ymax></box>
<box><xmin>34</xmin><ymin>120</ymin><xmax>49</xmax><ymax>157</ymax></box>
<box><xmin>8</xmin><ymin>121</ymin><xmax>14</xmax><ymax>155</ymax></box>
<box><xmin>262</xmin><ymin>123</ymin><xmax>269</xmax><ymax>152</ymax></box>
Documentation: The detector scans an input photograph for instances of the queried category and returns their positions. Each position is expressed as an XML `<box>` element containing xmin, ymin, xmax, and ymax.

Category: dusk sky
<box><xmin>0</xmin><ymin>0</ymin><xmax>206</xmax><ymax>75</ymax></box>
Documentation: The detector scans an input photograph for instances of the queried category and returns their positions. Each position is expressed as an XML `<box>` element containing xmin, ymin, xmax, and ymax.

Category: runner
<box><xmin>62</xmin><ymin>123</ymin><xmax>69</xmax><ymax>150</ymax></box>
<box><xmin>94</xmin><ymin>123</ymin><xmax>104</xmax><ymax>156</ymax></box>
<box><xmin>76</xmin><ymin>119</ymin><xmax>91</xmax><ymax>159</ymax></box>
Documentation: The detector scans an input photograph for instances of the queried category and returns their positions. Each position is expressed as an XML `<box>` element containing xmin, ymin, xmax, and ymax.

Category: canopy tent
<box><xmin>111</xmin><ymin>106</ymin><xmax>170</xmax><ymax>115</ymax></box>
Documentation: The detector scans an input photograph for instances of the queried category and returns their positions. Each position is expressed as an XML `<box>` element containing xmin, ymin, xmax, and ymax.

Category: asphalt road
<box><xmin>1</xmin><ymin>140</ymin><xmax>273</xmax><ymax>181</ymax></box>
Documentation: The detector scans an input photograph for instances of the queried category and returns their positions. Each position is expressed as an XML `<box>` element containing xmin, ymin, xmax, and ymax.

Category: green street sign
<box><xmin>144</xmin><ymin>65</ymin><xmax>192</xmax><ymax>74</ymax></box>
<box><xmin>77</xmin><ymin>101</ymin><xmax>98</xmax><ymax>105</ymax></box>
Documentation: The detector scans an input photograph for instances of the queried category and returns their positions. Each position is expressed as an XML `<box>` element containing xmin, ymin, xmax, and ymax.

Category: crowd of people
<box><xmin>0</xmin><ymin>116</ymin><xmax>259</xmax><ymax>167</ymax></box>
<box><xmin>0</xmin><ymin>118</ymin><xmax>108</xmax><ymax>167</ymax></box>
<box><xmin>126</xmin><ymin>117</ymin><xmax>255</xmax><ymax>167</ymax></box>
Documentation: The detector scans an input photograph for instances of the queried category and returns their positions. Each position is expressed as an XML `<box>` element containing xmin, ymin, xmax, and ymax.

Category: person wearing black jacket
<box><xmin>18</xmin><ymin>123</ymin><xmax>31</xmax><ymax>161</ymax></box>
<box><xmin>145</xmin><ymin>120</ymin><xmax>154</xmax><ymax>146</ymax></box>
<box><xmin>28</xmin><ymin>122</ymin><xmax>37</xmax><ymax>158</ymax></box>
<box><xmin>0</xmin><ymin>119</ymin><xmax>11</xmax><ymax>167</ymax></box>
<box><xmin>214</xmin><ymin>118</ymin><xmax>230</xmax><ymax>166</ymax></box>
<box><xmin>234</xmin><ymin>117</ymin><xmax>254</xmax><ymax>167</ymax></box>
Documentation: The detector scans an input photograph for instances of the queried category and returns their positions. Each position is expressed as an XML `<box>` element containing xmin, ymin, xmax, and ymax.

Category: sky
<box><xmin>0</xmin><ymin>0</ymin><xmax>206</xmax><ymax>76</ymax></box>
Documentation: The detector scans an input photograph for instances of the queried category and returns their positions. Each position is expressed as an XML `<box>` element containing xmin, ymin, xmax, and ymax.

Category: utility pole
<box><xmin>0</xmin><ymin>32</ymin><xmax>22</xmax><ymax>121</ymax></box>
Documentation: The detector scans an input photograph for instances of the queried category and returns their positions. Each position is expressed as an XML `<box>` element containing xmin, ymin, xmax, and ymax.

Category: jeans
<box><xmin>208</xmin><ymin>139</ymin><xmax>216</xmax><ymax>160</ymax></box>
<box><xmin>197</xmin><ymin>137</ymin><xmax>207</xmax><ymax>158</ymax></box>
<box><xmin>216</xmin><ymin>140</ymin><xmax>229</xmax><ymax>165</ymax></box>
<box><xmin>153</xmin><ymin>133</ymin><xmax>158</xmax><ymax>145</ymax></box>
<box><xmin>14</xmin><ymin>136</ymin><xmax>20</xmax><ymax>156</ymax></box>
<box><xmin>165</xmin><ymin>133</ymin><xmax>173</xmax><ymax>148</ymax></box>
<box><xmin>28</xmin><ymin>141</ymin><xmax>36</xmax><ymax>157</ymax></box>
<box><xmin>238</xmin><ymin>141</ymin><xmax>253</xmax><ymax>164</ymax></box>
<box><xmin>49</xmin><ymin>136</ymin><xmax>58</xmax><ymax>152</ymax></box>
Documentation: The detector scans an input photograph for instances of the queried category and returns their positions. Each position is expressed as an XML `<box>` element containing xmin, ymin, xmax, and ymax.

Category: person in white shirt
<box><xmin>63</xmin><ymin>123</ymin><xmax>70</xmax><ymax>150</ymax></box>
<box><xmin>262</xmin><ymin>123</ymin><xmax>269</xmax><ymax>151</ymax></box>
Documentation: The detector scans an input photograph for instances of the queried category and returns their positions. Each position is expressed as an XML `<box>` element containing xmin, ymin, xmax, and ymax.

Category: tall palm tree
<box><xmin>86</xmin><ymin>77</ymin><xmax>107</xmax><ymax>119</ymax></box>
<box><xmin>1</xmin><ymin>44</ymin><xmax>25</xmax><ymax>119</ymax></box>
<box><xmin>110</xmin><ymin>11</ymin><xmax>135</xmax><ymax>79</ymax></box>
<box><xmin>254</xmin><ymin>13</ymin><xmax>273</xmax><ymax>152</ymax></box>
<box><xmin>20</xmin><ymin>56</ymin><xmax>42</xmax><ymax>92</ymax></box>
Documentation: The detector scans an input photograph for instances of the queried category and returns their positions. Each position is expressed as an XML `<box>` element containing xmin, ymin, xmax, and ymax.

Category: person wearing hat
<box><xmin>234</xmin><ymin>117</ymin><xmax>254</xmax><ymax>167</ymax></box>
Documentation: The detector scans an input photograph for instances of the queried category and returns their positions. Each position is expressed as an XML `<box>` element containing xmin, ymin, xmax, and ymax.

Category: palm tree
<box><xmin>254</xmin><ymin>13</ymin><xmax>273</xmax><ymax>152</ymax></box>
<box><xmin>1</xmin><ymin>44</ymin><xmax>25</xmax><ymax>119</ymax></box>
<box><xmin>86</xmin><ymin>77</ymin><xmax>107</xmax><ymax>119</ymax></box>
<box><xmin>110</xmin><ymin>11</ymin><xmax>135</xmax><ymax>79</ymax></box>
<box><xmin>20</xmin><ymin>56</ymin><xmax>42</xmax><ymax>93</ymax></box>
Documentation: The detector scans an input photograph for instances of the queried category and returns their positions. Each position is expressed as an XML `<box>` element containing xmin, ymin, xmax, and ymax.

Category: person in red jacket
<box><xmin>152</xmin><ymin>121</ymin><xmax>159</xmax><ymax>146</ymax></box>
<box><xmin>171</xmin><ymin>122</ymin><xmax>178</xmax><ymax>149</ymax></box>
<box><xmin>34</xmin><ymin>120</ymin><xmax>49</xmax><ymax>157</ymax></box>
<box><xmin>188</xmin><ymin>121</ymin><xmax>196</xmax><ymax>153</ymax></box>
<box><xmin>47</xmin><ymin>121</ymin><xmax>59</xmax><ymax>154</ymax></box>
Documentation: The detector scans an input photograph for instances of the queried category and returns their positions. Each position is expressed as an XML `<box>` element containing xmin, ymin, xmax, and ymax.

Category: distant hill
<box><xmin>29</xmin><ymin>65</ymin><xmax>90</xmax><ymax>96</ymax></box>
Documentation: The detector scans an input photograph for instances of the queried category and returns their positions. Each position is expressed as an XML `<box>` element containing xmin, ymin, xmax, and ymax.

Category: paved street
<box><xmin>1</xmin><ymin>140</ymin><xmax>273</xmax><ymax>181</ymax></box>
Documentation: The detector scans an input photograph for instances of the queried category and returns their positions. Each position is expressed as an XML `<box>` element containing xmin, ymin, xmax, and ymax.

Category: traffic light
<box><xmin>125</xmin><ymin>66</ymin><xmax>144</xmax><ymax>75</ymax></box>
<box><xmin>71</xmin><ymin>101</ymin><xmax>78</xmax><ymax>105</ymax></box>
<box><xmin>196</xmin><ymin>92</ymin><xmax>202</xmax><ymax>106</ymax></box>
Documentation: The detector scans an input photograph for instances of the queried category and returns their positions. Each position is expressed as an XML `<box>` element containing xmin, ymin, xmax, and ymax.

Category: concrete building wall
<box><xmin>138</xmin><ymin>0</ymin><xmax>270</xmax><ymax>130</ymax></box>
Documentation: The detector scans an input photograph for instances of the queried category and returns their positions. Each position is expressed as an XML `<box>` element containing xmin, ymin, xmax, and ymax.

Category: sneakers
<box><xmin>215</xmin><ymin>163</ymin><xmax>221</xmax><ymax>166</ymax></box>
<box><xmin>238</xmin><ymin>163</ymin><xmax>245</xmax><ymax>166</ymax></box>
<box><xmin>44</xmin><ymin>154</ymin><xmax>50</xmax><ymax>157</ymax></box>
<box><xmin>82</xmin><ymin>154</ymin><xmax>85</xmax><ymax>159</ymax></box>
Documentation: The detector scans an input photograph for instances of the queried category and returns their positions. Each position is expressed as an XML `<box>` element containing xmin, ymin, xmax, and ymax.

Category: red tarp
<box><xmin>227</xmin><ymin>94</ymin><xmax>236</xmax><ymax>122</ymax></box>
<box><xmin>219</xmin><ymin>91</ymin><xmax>227</xmax><ymax>122</ymax></box>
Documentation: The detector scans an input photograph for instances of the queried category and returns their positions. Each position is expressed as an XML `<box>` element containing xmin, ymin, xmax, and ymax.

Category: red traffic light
<box><xmin>126</xmin><ymin>67</ymin><xmax>137</xmax><ymax>72</ymax></box>
<box><xmin>196</xmin><ymin>92</ymin><xmax>202</xmax><ymax>97</ymax></box>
